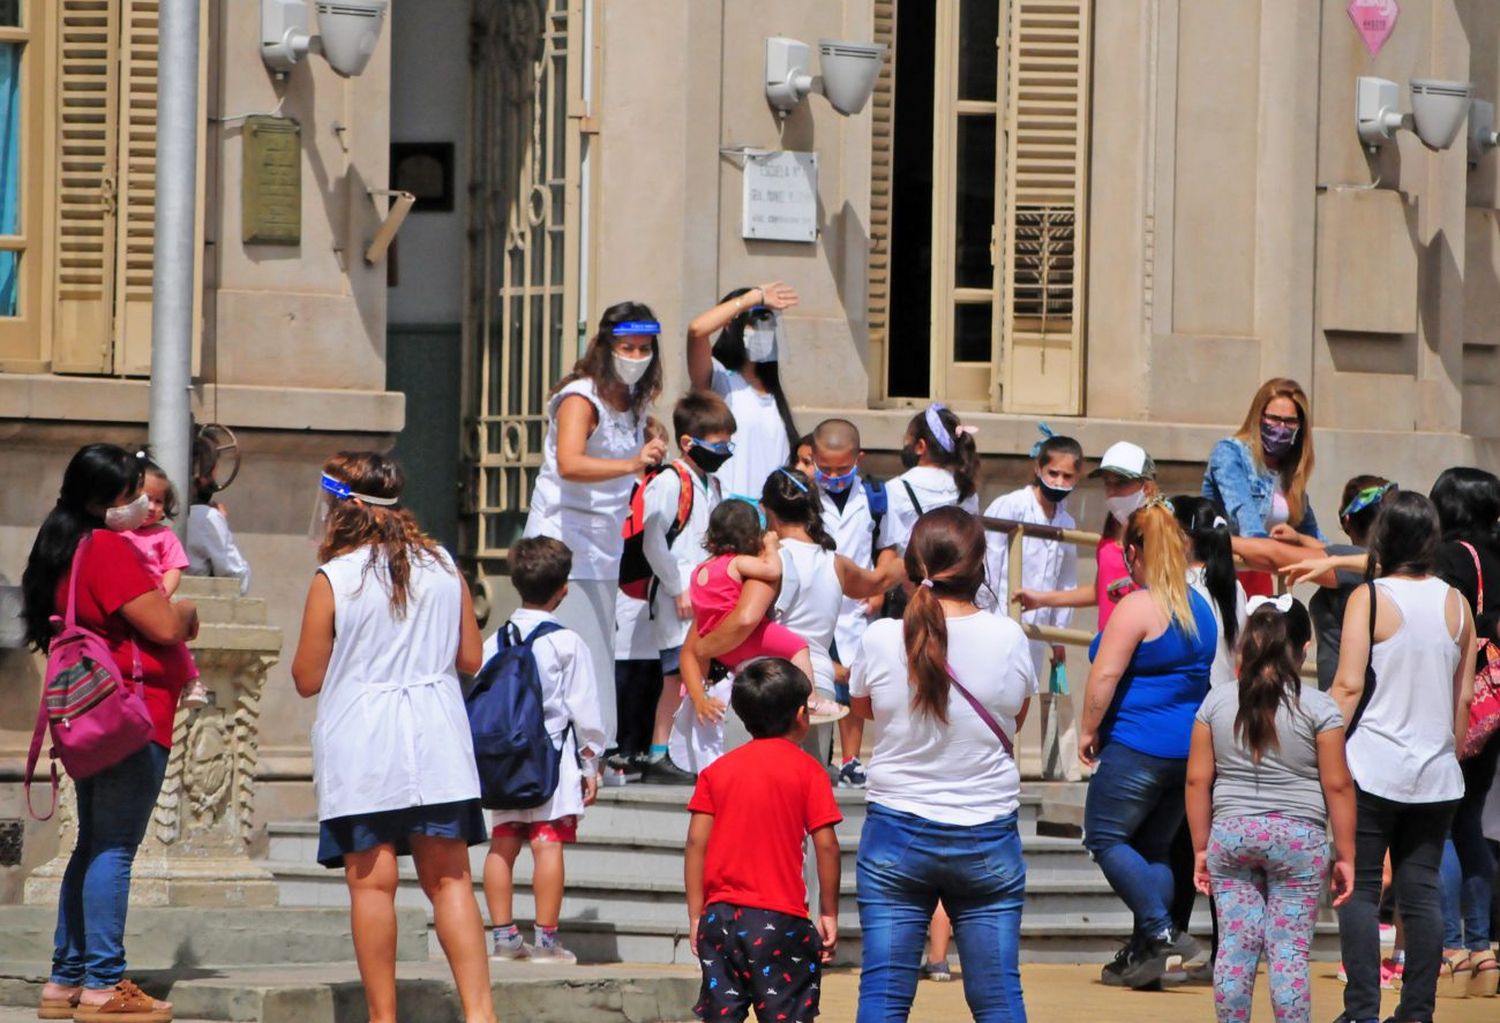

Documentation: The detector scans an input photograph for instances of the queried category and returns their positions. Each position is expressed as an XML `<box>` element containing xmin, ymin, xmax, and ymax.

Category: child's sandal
<box><xmin>1469</xmin><ymin>949</ymin><xmax>1500</xmax><ymax>998</ymax></box>
<box><xmin>1439</xmin><ymin>953</ymin><xmax>1472</xmax><ymax>999</ymax></box>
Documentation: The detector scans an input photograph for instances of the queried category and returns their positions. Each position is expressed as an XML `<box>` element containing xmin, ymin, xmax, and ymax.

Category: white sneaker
<box><xmin>808</xmin><ymin>695</ymin><xmax>849</xmax><ymax>726</ymax></box>
<box><xmin>529</xmin><ymin>942</ymin><xmax>577</xmax><ymax>964</ymax></box>
<box><xmin>490</xmin><ymin>934</ymin><xmax>529</xmax><ymax>961</ymax></box>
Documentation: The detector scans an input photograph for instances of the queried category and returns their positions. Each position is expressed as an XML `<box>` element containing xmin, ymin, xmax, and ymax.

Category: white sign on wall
<box><xmin>742</xmin><ymin>150</ymin><xmax>818</xmax><ymax>244</ymax></box>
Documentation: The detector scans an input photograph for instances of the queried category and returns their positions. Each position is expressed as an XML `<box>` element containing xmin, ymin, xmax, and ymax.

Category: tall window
<box><xmin>871</xmin><ymin>0</ymin><xmax>1092</xmax><ymax>414</ymax></box>
<box><xmin>0</xmin><ymin>0</ymin><xmax>39</xmax><ymax>364</ymax></box>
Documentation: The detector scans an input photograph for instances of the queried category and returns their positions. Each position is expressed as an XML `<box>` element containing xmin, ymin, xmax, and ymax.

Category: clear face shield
<box><xmin>742</xmin><ymin>306</ymin><xmax>782</xmax><ymax>363</ymax></box>
<box><xmin>308</xmin><ymin>473</ymin><xmax>399</xmax><ymax>544</ymax></box>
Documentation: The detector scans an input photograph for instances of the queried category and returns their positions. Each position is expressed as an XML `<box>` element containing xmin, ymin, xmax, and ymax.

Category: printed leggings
<box><xmin>1208</xmin><ymin>814</ymin><xmax>1327</xmax><ymax>1023</ymax></box>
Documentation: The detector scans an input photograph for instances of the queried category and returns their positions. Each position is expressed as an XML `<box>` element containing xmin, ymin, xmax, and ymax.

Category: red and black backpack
<box><xmin>619</xmin><ymin>460</ymin><xmax>695</xmax><ymax>603</ymax></box>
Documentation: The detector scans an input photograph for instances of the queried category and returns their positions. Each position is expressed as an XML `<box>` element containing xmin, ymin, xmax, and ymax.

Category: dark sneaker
<box><xmin>1100</xmin><ymin>936</ymin><xmax>1139</xmax><ymax>986</ymax></box>
<box><xmin>837</xmin><ymin>758</ymin><xmax>868</xmax><ymax>788</ymax></box>
<box><xmin>1120</xmin><ymin>928</ymin><xmax>1200</xmax><ymax>990</ymax></box>
<box><xmin>640</xmin><ymin>757</ymin><xmax>697</xmax><ymax>785</ymax></box>
<box><xmin>604</xmin><ymin>753</ymin><xmax>642</xmax><ymax>784</ymax></box>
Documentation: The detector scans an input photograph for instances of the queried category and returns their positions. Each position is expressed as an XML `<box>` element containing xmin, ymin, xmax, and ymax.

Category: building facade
<box><xmin>3</xmin><ymin>0</ymin><xmax>1500</xmax><ymax>829</ymax></box>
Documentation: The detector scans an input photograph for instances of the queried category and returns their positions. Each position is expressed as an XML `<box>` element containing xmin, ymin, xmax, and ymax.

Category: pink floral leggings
<box><xmin>1208</xmin><ymin>814</ymin><xmax>1328</xmax><ymax>1023</ymax></box>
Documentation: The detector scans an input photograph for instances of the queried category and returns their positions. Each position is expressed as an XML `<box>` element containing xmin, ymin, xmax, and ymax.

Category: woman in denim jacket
<box><xmin>1203</xmin><ymin>378</ymin><xmax>1324</xmax><ymax>551</ymax></box>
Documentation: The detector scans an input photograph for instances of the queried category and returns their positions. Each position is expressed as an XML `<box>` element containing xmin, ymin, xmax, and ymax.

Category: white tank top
<box><xmin>311</xmin><ymin>547</ymin><xmax>480</xmax><ymax>820</ymax></box>
<box><xmin>1346</xmin><ymin>576</ymin><xmax>1465</xmax><ymax>803</ymax></box>
<box><xmin>524</xmin><ymin>377</ymin><xmax>644</xmax><ymax>580</ymax></box>
<box><xmin>775</xmin><ymin>539</ymin><xmax>843</xmax><ymax>693</ymax></box>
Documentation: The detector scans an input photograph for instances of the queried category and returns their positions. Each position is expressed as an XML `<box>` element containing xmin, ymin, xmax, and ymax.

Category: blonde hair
<box><xmin>1234</xmin><ymin>377</ymin><xmax>1315</xmax><ymax>527</ymax></box>
<box><xmin>1123</xmin><ymin>502</ymin><xmax>1197</xmax><ymax>637</ymax></box>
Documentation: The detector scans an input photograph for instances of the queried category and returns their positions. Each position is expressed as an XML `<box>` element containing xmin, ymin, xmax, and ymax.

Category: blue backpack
<box><xmin>465</xmin><ymin>620</ymin><xmax>569</xmax><ymax>810</ymax></box>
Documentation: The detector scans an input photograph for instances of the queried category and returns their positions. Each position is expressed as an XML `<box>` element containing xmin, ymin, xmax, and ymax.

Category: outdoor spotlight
<box><xmin>764</xmin><ymin>37</ymin><xmax>886</xmax><ymax>118</ymax></box>
<box><xmin>1356</xmin><ymin>75</ymin><xmax>1473</xmax><ymax>151</ymax></box>
<box><xmin>262</xmin><ymin>0</ymin><xmax>388</xmax><ymax>78</ymax></box>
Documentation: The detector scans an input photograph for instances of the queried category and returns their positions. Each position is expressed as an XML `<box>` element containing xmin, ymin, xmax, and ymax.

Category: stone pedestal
<box><xmin>25</xmin><ymin>578</ymin><xmax>283</xmax><ymax>908</ymax></box>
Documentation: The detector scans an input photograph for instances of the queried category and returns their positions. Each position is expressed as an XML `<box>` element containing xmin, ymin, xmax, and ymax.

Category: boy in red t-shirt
<box><xmin>685</xmin><ymin>658</ymin><xmax>842</xmax><ymax>1023</ymax></box>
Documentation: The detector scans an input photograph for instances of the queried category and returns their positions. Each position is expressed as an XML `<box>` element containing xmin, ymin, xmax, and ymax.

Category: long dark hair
<box><xmin>1430</xmin><ymin>467</ymin><xmax>1500</xmax><ymax>546</ymax></box>
<box><xmin>1233</xmin><ymin>605</ymin><xmax>1304</xmax><ymax>763</ymax></box>
<box><xmin>1367</xmin><ymin>491</ymin><xmax>1441</xmax><ymax>579</ymax></box>
<box><xmin>906</xmin><ymin>405</ymin><xmax>981</xmax><ymax>503</ymax></box>
<box><xmin>22</xmin><ymin>444</ymin><xmax>145</xmax><ymax>650</ymax></box>
<box><xmin>317</xmin><ymin>452</ymin><xmax>449</xmax><ymax>618</ymax></box>
<box><xmin>761</xmin><ymin>468</ymin><xmax>836</xmax><ymax>551</ymax></box>
<box><xmin>711</xmin><ymin>287</ymin><xmax>799</xmax><ymax>451</ymax></box>
<box><xmin>554</xmin><ymin>300</ymin><xmax>663</xmax><ymax>415</ymax></box>
<box><xmin>1172</xmin><ymin>495</ymin><xmax>1239</xmax><ymax>647</ymax></box>
<box><xmin>903</xmin><ymin>507</ymin><xmax>988</xmax><ymax>723</ymax></box>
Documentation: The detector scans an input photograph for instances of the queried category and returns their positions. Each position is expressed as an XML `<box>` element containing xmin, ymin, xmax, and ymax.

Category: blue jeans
<box><xmin>1440</xmin><ymin>734</ymin><xmax>1500</xmax><ymax>951</ymax></box>
<box><xmin>1083</xmin><ymin>741</ymin><xmax>1187</xmax><ymax>938</ymax></box>
<box><xmin>50</xmin><ymin>743</ymin><xmax>169</xmax><ymax>988</ymax></box>
<box><xmin>856</xmin><ymin>803</ymin><xmax>1027</xmax><ymax>1023</ymax></box>
<box><xmin>1441</xmin><ymin>839</ymin><xmax>1493</xmax><ymax>951</ymax></box>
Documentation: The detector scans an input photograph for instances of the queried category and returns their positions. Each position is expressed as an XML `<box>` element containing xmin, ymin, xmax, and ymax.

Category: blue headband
<box><xmin>725</xmin><ymin>494</ymin><xmax>767</xmax><ymax>529</ymax></box>
<box><xmin>320</xmin><ymin>473</ymin><xmax>398</xmax><ymax>506</ymax></box>
<box><xmin>776</xmin><ymin>467</ymin><xmax>808</xmax><ymax>493</ymax></box>
<box><xmin>612</xmin><ymin>320</ymin><xmax>661</xmax><ymax>336</ymax></box>
<box><xmin>924</xmin><ymin>403</ymin><xmax>955</xmax><ymax>453</ymax></box>
<box><xmin>1029</xmin><ymin>422</ymin><xmax>1055</xmax><ymax>459</ymax></box>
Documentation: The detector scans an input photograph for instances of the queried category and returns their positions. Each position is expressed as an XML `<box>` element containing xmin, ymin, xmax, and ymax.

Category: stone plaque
<box><xmin>243</xmin><ymin>116</ymin><xmax>301</xmax><ymax>245</ymax></box>
<box><xmin>742</xmin><ymin>150</ymin><xmax>818</xmax><ymax>244</ymax></box>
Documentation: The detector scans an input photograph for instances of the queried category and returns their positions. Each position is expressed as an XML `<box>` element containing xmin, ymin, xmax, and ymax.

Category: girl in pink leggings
<box><xmin>687</xmin><ymin>499</ymin><xmax>842</xmax><ymax>724</ymax></box>
<box><xmin>1186</xmin><ymin>598</ymin><xmax>1356</xmax><ymax>1022</ymax></box>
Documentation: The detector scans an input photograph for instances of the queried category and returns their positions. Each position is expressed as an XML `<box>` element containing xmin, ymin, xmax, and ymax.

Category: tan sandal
<box><xmin>1439</xmin><ymin>952</ymin><xmax>1472</xmax><ymax>999</ymax></box>
<box><xmin>1470</xmin><ymin>949</ymin><xmax>1500</xmax><ymax>997</ymax></box>
<box><xmin>71</xmin><ymin>981</ymin><xmax>172</xmax><ymax>1023</ymax></box>
<box><xmin>38</xmin><ymin>990</ymin><xmax>81</xmax><ymax>1020</ymax></box>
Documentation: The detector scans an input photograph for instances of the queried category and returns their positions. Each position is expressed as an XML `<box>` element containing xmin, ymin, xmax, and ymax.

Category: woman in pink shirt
<box><xmin>1016</xmin><ymin>442</ymin><xmax>1160</xmax><ymax>632</ymax></box>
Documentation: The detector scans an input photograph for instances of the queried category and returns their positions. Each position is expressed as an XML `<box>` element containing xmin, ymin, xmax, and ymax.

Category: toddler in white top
<box><xmin>482</xmin><ymin>536</ymin><xmax>606</xmax><ymax>966</ymax></box>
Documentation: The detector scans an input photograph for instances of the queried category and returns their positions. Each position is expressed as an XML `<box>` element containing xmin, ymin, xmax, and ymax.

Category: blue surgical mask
<box><xmin>815</xmin><ymin>467</ymin><xmax>858</xmax><ymax>494</ymax></box>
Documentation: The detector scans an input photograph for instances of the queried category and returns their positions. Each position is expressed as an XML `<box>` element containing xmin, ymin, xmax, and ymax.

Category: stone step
<box><xmin>177</xmin><ymin>576</ymin><xmax>247</xmax><ymax>599</ymax></box>
<box><xmin>0</xmin><ymin>961</ymin><xmax>700</xmax><ymax>1023</ymax></box>
<box><xmin>188</xmin><ymin>594</ymin><xmax>267</xmax><ymax>626</ymax></box>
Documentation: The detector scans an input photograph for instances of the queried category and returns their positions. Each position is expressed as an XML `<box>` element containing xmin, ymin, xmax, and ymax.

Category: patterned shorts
<box><xmin>491</xmin><ymin>815</ymin><xmax>578</xmax><ymax>844</ymax></box>
<box><xmin>695</xmin><ymin>902</ymin><xmax>822</xmax><ymax>1022</ymax></box>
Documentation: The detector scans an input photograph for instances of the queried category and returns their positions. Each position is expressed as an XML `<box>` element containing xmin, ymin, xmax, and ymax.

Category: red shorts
<box><xmin>491</xmin><ymin>816</ymin><xmax>578</xmax><ymax>844</ymax></box>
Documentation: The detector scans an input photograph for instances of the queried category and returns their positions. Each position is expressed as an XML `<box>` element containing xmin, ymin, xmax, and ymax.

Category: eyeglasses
<box><xmin>690</xmin><ymin>437</ymin><xmax>734</xmax><ymax>455</ymax></box>
<box><xmin>1261</xmin><ymin>413</ymin><xmax>1301</xmax><ymax>428</ymax></box>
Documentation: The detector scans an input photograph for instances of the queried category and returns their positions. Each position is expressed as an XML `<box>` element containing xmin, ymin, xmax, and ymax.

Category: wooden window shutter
<box><xmin>51</xmin><ymin>0</ymin><xmax>119</xmax><ymax>374</ymax></box>
<box><xmin>114</xmin><ymin>0</ymin><xmax>204</xmax><ymax>377</ymax></box>
<box><xmin>866</xmin><ymin>0</ymin><xmax>897</xmax><ymax>401</ymax></box>
<box><xmin>999</xmin><ymin>0</ymin><xmax>1091</xmax><ymax>415</ymax></box>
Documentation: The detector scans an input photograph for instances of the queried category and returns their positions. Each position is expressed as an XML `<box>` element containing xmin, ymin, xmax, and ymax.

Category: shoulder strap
<box><xmin>946</xmin><ymin>670</ymin><xmax>1014</xmax><ymax>757</ymax></box>
<box><xmin>520</xmin><ymin>620</ymin><xmax>566</xmax><ymax>647</ymax></box>
<box><xmin>1461</xmin><ymin>540</ymin><xmax>1485</xmax><ymax>615</ymax></box>
<box><xmin>65</xmin><ymin>532</ymin><xmax>91</xmax><ymax>629</ymax></box>
<box><xmin>901</xmin><ymin>479</ymin><xmax>924</xmax><ymax>517</ymax></box>
<box><xmin>1346</xmin><ymin>581</ymin><xmax>1379</xmax><ymax>737</ymax></box>
<box><xmin>24</xmin><ymin>694</ymin><xmax>57</xmax><ymax>820</ymax></box>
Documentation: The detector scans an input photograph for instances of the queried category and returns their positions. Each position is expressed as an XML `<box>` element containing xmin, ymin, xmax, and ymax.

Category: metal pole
<box><xmin>148</xmin><ymin>0</ymin><xmax>200</xmax><ymax>539</ymax></box>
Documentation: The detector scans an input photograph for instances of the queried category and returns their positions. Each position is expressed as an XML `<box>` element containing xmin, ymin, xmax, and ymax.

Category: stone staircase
<box><xmin>258</xmin><ymin>782</ymin><xmax>1249</xmax><ymax>967</ymax></box>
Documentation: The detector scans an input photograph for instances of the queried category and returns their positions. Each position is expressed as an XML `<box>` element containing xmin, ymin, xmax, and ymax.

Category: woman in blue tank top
<box><xmin>1078</xmin><ymin>500</ymin><xmax>1217</xmax><ymax>991</ymax></box>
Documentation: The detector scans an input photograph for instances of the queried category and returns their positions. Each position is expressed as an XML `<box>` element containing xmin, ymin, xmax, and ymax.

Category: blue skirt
<box><xmin>316</xmin><ymin>799</ymin><xmax>488</xmax><ymax>869</ymax></box>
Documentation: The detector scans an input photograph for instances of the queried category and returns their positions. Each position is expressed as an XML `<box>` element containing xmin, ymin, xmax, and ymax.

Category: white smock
<box><xmin>641</xmin><ymin>460</ymin><xmax>721</xmax><ymax>652</ymax></box>
<box><xmin>186</xmin><ymin>503</ymin><xmax>252</xmax><ymax>594</ymax></box>
<box><xmin>710</xmin><ymin>358</ymin><xmax>789</xmax><ymax>500</ymax></box>
<box><xmin>876</xmin><ymin>465</ymin><xmax>979</xmax><ymax>556</ymax></box>
<box><xmin>981</xmin><ymin>485</ymin><xmax>1079</xmax><ymax>680</ymax></box>
<box><xmin>485</xmin><ymin>608</ymin><xmax>607</xmax><ymax>825</ymax></box>
<box><xmin>523</xmin><ymin>376</ymin><xmax>644</xmax><ymax>581</ymax></box>
<box><xmin>1346</xmin><ymin>576</ymin><xmax>1466</xmax><ymax>803</ymax></box>
<box><xmin>311</xmin><ymin>547</ymin><xmax>479</xmax><ymax>821</ymax></box>
<box><xmin>822</xmin><ymin>483</ymin><xmax>875</xmax><ymax>665</ymax></box>
<box><xmin>774</xmin><ymin>538</ymin><xmax>843</xmax><ymax>696</ymax></box>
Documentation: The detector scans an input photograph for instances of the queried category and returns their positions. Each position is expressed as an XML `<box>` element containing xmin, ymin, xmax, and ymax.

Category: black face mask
<box><xmin>1035</xmin><ymin>476</ymin><xmax>1074</xmax><ymax>506</ymax></box>
<box><xmin>899</xmin><ymin>445</ymin><xmax>920</xmax><ymax>470</ymax></box>
<box><xmin>686</xmin><ymin>445</ymin><xmax>732</xmax><ymax>475</ymax></box>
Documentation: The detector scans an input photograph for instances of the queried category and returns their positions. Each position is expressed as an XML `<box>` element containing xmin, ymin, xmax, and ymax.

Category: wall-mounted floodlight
<box><xmin>765</xmin><ymin>37</ymin><xmax>886</xmax><ymax>119</ymax></box>
<box><xmin>1470</xmin><ymin>99</ymin><xmax>1499</xmax><ymax>165</ymax></box>
<box><xmin>262</xmin><ymin>0</ymin><xmax>388</xmax><ymax>78</ymax></box>
<box><xmin>1356</xmin><ymin>75</ymin><xmax>1474</xmax><ymax>151</ymax></box>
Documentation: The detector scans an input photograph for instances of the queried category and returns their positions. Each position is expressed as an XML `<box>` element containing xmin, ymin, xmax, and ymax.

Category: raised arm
<box><xmin>1283</xmin><ymin>552</ymin><xmax>1366</xmax><ymax>589</ymax></box>
<box><xmin>555</xmin><ymin>394</ymin><xmax>663</xmax><ymax>483</ymax></box>
<box><xmin>685</xmin><ymin>282</ymin><xmax>798</xmax><ymax>390</ymax></box>
<box><xmin>1232</xmin><ymin>534</ymin><xmax>1327</xmax><ymax>574</ymax></box>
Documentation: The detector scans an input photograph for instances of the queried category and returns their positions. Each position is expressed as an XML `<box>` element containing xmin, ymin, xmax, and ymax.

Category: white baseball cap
<box><xmin>1089</xmin><ymin>441</ymin><xmax>1156</xmax><ymax>481</ymax></box>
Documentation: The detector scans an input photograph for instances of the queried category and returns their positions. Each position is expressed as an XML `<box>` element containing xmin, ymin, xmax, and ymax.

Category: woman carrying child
<box><xmin>1186</xmin><ymin>597</ymin><xmax>1355</xmax><ymax>1022</ymax></box>
<box><xmin>293</xmin><ymin>452</ymin><xmax>495</xmax><ymax>1023</ymax></box>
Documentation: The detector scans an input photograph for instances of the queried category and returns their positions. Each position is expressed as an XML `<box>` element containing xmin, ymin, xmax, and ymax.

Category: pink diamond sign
<box><xmin>1348</xmin><ymin>0</ymin><xmax>1398</xmax><ymax>58</ymax></box>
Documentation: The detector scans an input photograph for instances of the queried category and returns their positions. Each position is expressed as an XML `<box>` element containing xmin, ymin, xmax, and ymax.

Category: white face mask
<box><xmin>612</xmin><ymin>352</ymin><xmax>651</xmax><ymax>387</ymax></box>
<box><xmin>743</xmin><ymin>313</ymin><xmax>781</xmax><ymax>363</ymax></box>
<box><xmin>1105</xmin><ymin>488</ymin><xmax>1147</xmax><ymax>524</ymax></box>
<box><xmin>105</xmin><ymin>493</ymin><xmax>151</xmax><ymax>532</ymax></box>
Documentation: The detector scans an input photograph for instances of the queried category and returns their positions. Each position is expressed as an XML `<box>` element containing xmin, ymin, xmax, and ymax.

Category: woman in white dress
<box><xmin>292</xmin><ymin>451</ymin><xmax>495</xmax><ymax>1023</ymax></box>
<box><xmin>524</xmin><ymin>302</ymin><xmax>668</xmax><ymax>755</ymax></box>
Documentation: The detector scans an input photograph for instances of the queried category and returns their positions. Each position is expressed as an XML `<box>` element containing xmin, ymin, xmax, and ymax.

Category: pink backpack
<box><xmin>25</xmin><ymin>531</ymin><xmax>155</xmax><ymax>819</ymax></box>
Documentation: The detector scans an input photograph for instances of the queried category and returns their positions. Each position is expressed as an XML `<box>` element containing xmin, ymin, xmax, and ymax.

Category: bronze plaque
<box><xmin>243</xmin><ymin>116</ymin><xmax>301</xmax><ymax>245</ymax></box>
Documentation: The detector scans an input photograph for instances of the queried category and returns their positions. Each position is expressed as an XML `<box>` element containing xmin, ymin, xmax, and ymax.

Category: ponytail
<box><xmin>1124</xmin><ymin>501</ymin><xmax>1197</xmax><ymax>637</ymax></box>
<box><xmin>1234</xmin><ymin>607</ymin><xmax>1303</xmax><ymax>762</ymax></box>
<box><xmin>1172</xmin><ymin>495</ymin><xmax>1239</xmax><ymax>646</ymax></box>
<box><xmin>902</xmin><ymin>507</ymin><xmax>988</xmax><ymax>722</ymax></box>
<box><xmin>907</xmin><ymin>404</ymin><xmax>981</xmax><ymax>502</ymax></box>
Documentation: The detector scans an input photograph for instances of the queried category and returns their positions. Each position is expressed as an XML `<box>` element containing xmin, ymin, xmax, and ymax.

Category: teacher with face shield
<box><xmin>523</xmin><ymin>301</ymin><xmax>668</xmax><ymax>753</ymax></box>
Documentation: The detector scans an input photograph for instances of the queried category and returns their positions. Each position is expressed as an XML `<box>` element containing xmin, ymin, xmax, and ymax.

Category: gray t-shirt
<box><xmin>1195</xmin><ymin>682</ymin><xmax>1344</xmax><ymax>824</ymax></box>
<box><xmin>1308</xmin><ymin>543</ymin><xmax>1366</xmax><ymax>691</ymax></box>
